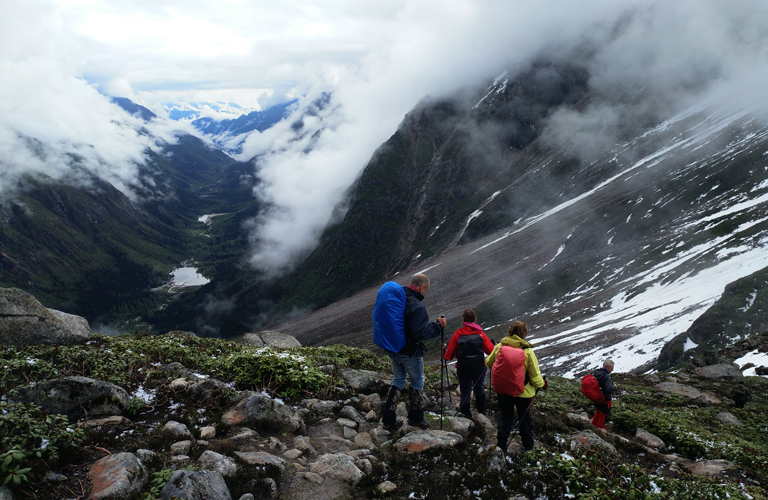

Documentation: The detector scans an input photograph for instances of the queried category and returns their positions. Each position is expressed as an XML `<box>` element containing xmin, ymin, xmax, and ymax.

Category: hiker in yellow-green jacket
<box><xmin>485</xmin><ymin>320</ymin><xmax>546</xmax><ymax>452</ymax></box>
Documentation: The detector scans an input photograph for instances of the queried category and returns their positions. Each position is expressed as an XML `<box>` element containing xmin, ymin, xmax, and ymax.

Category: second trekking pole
<box><xmin>439</xmin><ymin>316</ymin><xmax>445</xmax><ymax>430</ymax></box>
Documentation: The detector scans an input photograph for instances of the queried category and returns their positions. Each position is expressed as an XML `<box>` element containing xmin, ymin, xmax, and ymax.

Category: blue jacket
<box><xmin>398</xmin><ymin>286</ymin><xmax>443</xmax><ymax>357</ymax></box>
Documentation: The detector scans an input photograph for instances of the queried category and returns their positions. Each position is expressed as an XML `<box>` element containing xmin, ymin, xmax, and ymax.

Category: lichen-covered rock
<box><xmin>162</xmin><ymin>421</ymin><xmax>193</xmax><ymax>440</ymax></box>
<box><xmin>447</xmin><ymin>416</ymin><xmax>475</xmax><ymax>439</ymax></box>
<box><xmin>200</xmin><ymin>426</ymin><xmax>217</xmax><ymax>439</ymax></box>
<box><xmin>654</xmin><ymin>382</ymin><xmax>721</xmax><ymax>403</ymax></box>
<box><xmin>354</xmin><ymin>432</ymin><xmax>375</xmax><ymax>449</ymax></box>
<box><xmin>233</xmin><ymin>451</ymin><xmax>286</xmax><ymax>473</ymax></box>
<box><xmin>716</xmin><ymin>411</ymin><xmax>744</xmax><ymax>427</ymax></box>
<box><xmin>309</xmin><ymin>453</ymin><xmax>364</xmax><ymax>485</ymax></box>
<box><xmin>339</xmin><ymin>405</ymin><xmax>366</xmax><ymax>427</ymax></box>
<box><xmin>242</xmin><ymin>331</ymin><xmax>301</xmax><ymax>348</ymax></box>
<box><xmin>198</xmin><ymin>450</ymin><xmax>238</xmax><ymax>477</ymax></box>
<box><xmin>693</xmin><ymin>363</ymin><xmax>743</xmax><ymax>379</ymax></box>
<box><xmin>79</xmin><ymin>416</ymin><xmax>132</xmax><ymax>429</ymax></box>
<box><xmin>377</xmin><ymin>481</ymin><xmax>397</xmax><ymax>494</ymax></box>
<box><xmin>309</xmin><ymin>400</ymin><xmax>341</xmax><ymax>417</ymax></box>
<box><xmin>87</xmin><ymin>452</ymin><xmax>147</xmax><ymax>500</ymax></box>
<box><xmin>0</xmin><ymin>485</ymin><xmax>15</xmax><ymax>500</ymax></box>
<box><xmin>294</xmin><ymin>435</ymin><xmax>318</xmax><ymax>457</ymax></box>
<box><xmin>160</xmin><ymin>470</ymin><xmax>232</xmax><ymax>500</ymax></box>
<box><xmin>568</xmin><ymin>431</ymin><xmax>617</xmax><ymax>455</ymax></box>
<box><xmin>0</xmin><ymin>288</ymin><xmax>91</xmax><ymax>345</ymax></box>
<box><xmin>684</xmin><ymin>459</ymin><xmax>736</xmax><ymax>477</ymax></box>
<box><xmin>9</xmin><ymin>376</ymin><xmax>130</xmax><ymax>420</ymax></box>
<box><xmin>339</xmin><ymin>369</ymin><xmax>388</xmax><ymax>394</ymax></box>
<box><xmin>394</xmin><ymin>430</ymin><xmax>463</xmax><ymax>453</ymax></box>
<box><xmin>221</xmin><ymin>392</ymin><xmax>305</xmax><ymax>434</ymax></box>
<box><xmin>186</xmin><ymin>378</ymin><xmax>231</xmax><ymax>400</ymax></box>
<box><xmin>171</xmin><ymin>440</ymin><xmax>192</xmax><ymax>455</ymax></box>
<box><xmin>635</xmin><ymin>428</ymin><xmax>665</xmax><ymax>450</ymax></box>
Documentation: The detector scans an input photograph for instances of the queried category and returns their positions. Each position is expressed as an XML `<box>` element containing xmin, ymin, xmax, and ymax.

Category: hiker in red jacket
<box><xmin>443</xmin><ymin>309</ymin><xmax>494</xmax><ymax>418</ymax></box>
<box><xmin>591</xmin><ymin>359</ymin><xmax>615</xmax><ymax>429</ymax></box>
<box><xmin>485</xmin><ymin>320</ymin><xmax>546</xmax><ymax>452</ymax></box>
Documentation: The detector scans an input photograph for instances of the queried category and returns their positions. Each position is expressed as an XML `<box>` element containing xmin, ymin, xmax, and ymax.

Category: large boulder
<box><xmin>339</xmin><ymin>369</ymin><xmax>388</xmax><ymax>394</ymax></box>
<box><xmin>654</xmin><ymin>382</ymin><xmax>721</xmax><ymax>403</ymax></box>
<box><xmin>242</xmin><ymin>331</ymin><xmax>301</xmax><ymax>348</ymax></box>
<box><xmin>8</xmin><ymin>376</ymin><xmax>131</xmax><ymax>420</ymax></box>
<box><xmin>692</xmin><ymin>363</ymin><xmax>743</xmax><ymax>379</ymax></box>
<box><xmin>160</xmin><ymin>470</ymin><xmax>232</xmax><ymax>500</ymax></box>
<box><xmin>221</xmin><ymin>392</ymin><xmax>305</xmax><ymax>433</ymax></box>
<box><xmin>87</xmin><ymin>452</ymin><xmax>147</xmax><ymax>500</ymax></box>
<box><xmin>568</xmin><ymin>431</ymin><xmax>617</xmax><ymax>455</ymax></box>
<box><xmin>0</xmin><ymin>288</ymin><xmax>91</xmax><ymax>345</ymax></box>
<box><xmin>394</xmin><ymin>430</ymin><xmax>463</xmax><ymax>453</ymax></box>
<box><xmin>309</xmin><ymin>453</ymin><xmax>364</xmax><ymax>485</ymax></box>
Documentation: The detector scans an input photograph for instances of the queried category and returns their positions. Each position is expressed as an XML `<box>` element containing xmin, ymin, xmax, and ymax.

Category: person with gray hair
<box><xmin>380</xmin><ymin>273</ymin><xmax>446</xmax><ymax>431</ymax></box>
<box><xmin>591</xmin><ymin>358</ymin><xmax>616</xmax><ymax>428</ymax></box>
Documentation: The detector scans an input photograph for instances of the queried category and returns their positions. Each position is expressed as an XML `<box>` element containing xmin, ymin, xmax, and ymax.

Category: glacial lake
<box><xmin>171</xmin><ymin>267</ymin><xmax>210</xmax><ymax>287</ymax></box>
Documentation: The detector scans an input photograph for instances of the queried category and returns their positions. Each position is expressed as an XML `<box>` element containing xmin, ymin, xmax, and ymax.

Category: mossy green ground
<box><xmin>1</xmin><ymin>332</ymin><xmax>767</xmax><ymax>499</ymax></box>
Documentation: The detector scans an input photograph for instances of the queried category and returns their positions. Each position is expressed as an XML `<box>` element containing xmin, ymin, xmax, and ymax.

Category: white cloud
<box><xmin>2</xmin><ymin>0</ymin><xmax>768</xmax><ymax>277</ymax></box>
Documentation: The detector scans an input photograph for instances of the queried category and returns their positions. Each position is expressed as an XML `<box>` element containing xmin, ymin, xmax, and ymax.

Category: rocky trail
<box><xmin>1</xmin><ymin>287</ymin><xmax>768</xmax><ymax>499</ymax></box>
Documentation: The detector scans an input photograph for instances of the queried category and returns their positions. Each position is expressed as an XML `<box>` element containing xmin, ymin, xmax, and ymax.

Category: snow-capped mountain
<box><xmin>164</xmin><ymin>99</ymin><xmax>298</xmax><ymax>152</ymax></box>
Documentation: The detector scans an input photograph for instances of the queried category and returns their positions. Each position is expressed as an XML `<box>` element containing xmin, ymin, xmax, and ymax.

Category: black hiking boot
<box><xmin>383</xmin><ymin>418</ymin><xmax>404</xmax><ymax>432</ymax></box>
<box><xmin>407</xmin><ymin>418</ymin><xmax>431</xmax><ymax>430</ymax></box>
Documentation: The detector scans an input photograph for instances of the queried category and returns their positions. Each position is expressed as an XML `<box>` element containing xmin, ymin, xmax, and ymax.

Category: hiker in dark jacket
<box><xmin>382</xmin><ymin>274</ymin><xmax>446</xmax><ymax>431</ymax></box>
<box><xmin>591</xmin><ymin>359</ymin><xmax>615</xmax><ymax>429</ymax></box>
<box><xmin>485</xmin><ymin>320</ymin><xmax>546</xmax><ymax>452</ymax></box>
<box><xmin>443</xmin><ymin>308</ymin><xmax>494</xmax><ymax>418</ymax></box>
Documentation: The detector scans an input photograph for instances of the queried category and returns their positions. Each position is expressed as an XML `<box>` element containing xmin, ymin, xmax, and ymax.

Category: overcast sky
<box><xmin>2</xmin><ymin>0</ymin><xmax>767</xmax><ymax>275</ymax></box>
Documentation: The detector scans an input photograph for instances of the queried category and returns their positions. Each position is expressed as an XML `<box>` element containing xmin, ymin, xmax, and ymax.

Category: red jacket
<box><xmin>443</xmin><ymin>323</ymin><xmax>494</xmax><ymax>362</ymax></box>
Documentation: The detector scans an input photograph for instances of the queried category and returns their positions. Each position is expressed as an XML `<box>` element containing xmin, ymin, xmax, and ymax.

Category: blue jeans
<box><xmin>389</xmin><ymin>353</ymin><xmax>424</xmax><ymax>391</ymax></box>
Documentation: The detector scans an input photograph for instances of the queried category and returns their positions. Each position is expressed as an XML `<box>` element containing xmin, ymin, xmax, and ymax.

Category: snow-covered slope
<box><xmin>275</xmin><ymin>96</ymin><xmax>768</xmax><ymax>377</ymax></box>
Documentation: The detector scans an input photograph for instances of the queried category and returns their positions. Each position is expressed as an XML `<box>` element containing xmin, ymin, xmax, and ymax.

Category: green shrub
<box><xmin>0</xmin><ymin>402</ymin><xmax>84</xmax><ymax>486</ymax></box>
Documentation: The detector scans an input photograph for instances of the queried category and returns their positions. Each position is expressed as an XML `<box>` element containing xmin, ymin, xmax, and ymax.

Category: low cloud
<box><xmin>3</xmin><ymin>0</ymin><xmax>768</xmax><ymax>280</ymax></box>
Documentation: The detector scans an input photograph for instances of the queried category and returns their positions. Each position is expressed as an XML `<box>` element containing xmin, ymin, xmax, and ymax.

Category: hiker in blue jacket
<box><xmin>382</xmin><ymin>274</ymin><xmax>446</xmax><ymax>431</ymax></box>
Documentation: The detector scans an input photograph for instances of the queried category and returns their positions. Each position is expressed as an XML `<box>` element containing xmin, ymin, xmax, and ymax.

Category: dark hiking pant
<box><xmin>497</xmin><ymin>394</ymin><xmax>534</xmax><ymax>451</ymax></box>
<box><xmin>458</xmin><ymin>370</ymin><xmax>487</xmax><ymax>417</ymax></box>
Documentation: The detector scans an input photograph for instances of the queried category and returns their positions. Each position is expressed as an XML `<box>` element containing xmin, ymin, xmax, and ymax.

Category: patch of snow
<box><xmin>683</xmin><ymin>337</ymin><xmax>698</xmax><ymax>352</ymax></box>
<box><xmin>735</xmin><ymin>350</ymin><xmax>768</xmax><ymax>376</ymax></box>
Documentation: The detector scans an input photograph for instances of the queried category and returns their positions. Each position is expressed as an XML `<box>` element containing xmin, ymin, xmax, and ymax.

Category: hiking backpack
<box><xmin>491</xmin><ymin>346</ymin><xmax>528</xmax><ymax>397</ymax></box>
<box><xmin>372</xmin><ymin>281</ymin><xmax>407</xmax><ymax>353</ymax></box>
<box><xmin>580</xmin><ymin>374</ymin><xmax>606</xmax><ymax>404</ymax></box>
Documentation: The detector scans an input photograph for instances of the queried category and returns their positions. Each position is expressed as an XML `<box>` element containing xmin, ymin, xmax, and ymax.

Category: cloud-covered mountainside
<box><xmin>270</xmin><ymin>58</ymin><xmax>768</xmax><ymax>377</ymax></box>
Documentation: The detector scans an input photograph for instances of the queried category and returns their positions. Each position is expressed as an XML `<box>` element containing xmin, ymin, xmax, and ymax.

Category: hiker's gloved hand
<box><xmin>542</xmin><ymin>379</ymin><xmax>548</xmax><ymax>391</ymax></box>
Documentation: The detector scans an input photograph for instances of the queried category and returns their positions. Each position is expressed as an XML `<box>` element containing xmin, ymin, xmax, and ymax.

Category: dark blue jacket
<box><xmin>592</xmin><ymin>367</ymin><xmax>616</xmax><ymax>401</ymax></box>
<box><xmin>398</xmin><ymin>286</ymin><xmax>443</xmax><ymax>357</ymax></box>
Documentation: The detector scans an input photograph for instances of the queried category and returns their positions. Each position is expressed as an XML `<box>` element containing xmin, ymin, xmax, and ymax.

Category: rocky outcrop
<box><xmin>241</xmin><ymin>331</ymin><xmax>301</xmax><ymax>348</ymax></box>
<box><xmin>692</xmin><ymin>363</ymin><xmax>743</xmax><ymax>379</ymax></box>
<box><xmin>221</xmin><ymin>392</ymin><xmax>305</xmax><ymax>434</ymax></box>
<box><xmin>8</xmin><ymin>376</ymin><xmax>131</xmax><ymax>420</ymax></box>
<box><xmin>568</xmin><ymin>431</ymin><xmax>618</xmax><ymax>455</ymax></box>
<box><xmin>339</xmin><ymin>369</ymin><xmax>388</xmax><ymax>394</ymax></box>
<box><xmin>654</xmin><ymin>382</ymin><xmax>721</xmax><ymax>404</ymax></box>
<box><xmin>0</xmin><ymin>288</ymin><xmax>91</xmax><ymax>345</ymax></box>
<box><xmin>87</xmin><ymin>452</ymin><xmax>147</xmax><ymax>500</ymax></box>
<box><xmin>159</xmin><ymin>470</ymin><xmax>232</xmax><ymax>500</ymax></box>
<box><xmin>394</xmin><ymin>430</ymin><xmax>463</xmax><ymax>453</ymax></box>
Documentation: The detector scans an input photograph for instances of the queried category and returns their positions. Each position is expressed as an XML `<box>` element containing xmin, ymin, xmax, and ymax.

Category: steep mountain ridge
<box><xmin>266</xmin><ymin>65</ymin><xmax>768</xmax><ymax>377</ymax></box>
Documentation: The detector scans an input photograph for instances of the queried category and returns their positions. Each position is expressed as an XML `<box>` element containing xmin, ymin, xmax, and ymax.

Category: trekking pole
<box><xmin>505</xmin><ymin>378</ymin><xmax>547</xmax><ymax>450</ymax></box>
<box><xmin>440</xmin><ymin>316</ymin><xmax>445</xmax><ymax>430</ymax></box>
